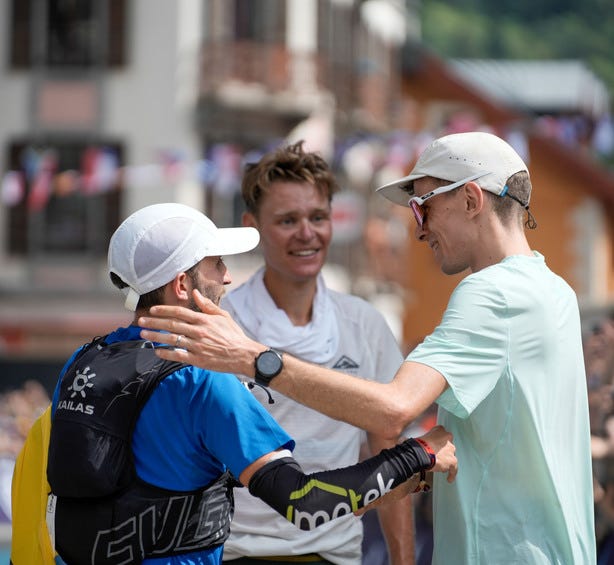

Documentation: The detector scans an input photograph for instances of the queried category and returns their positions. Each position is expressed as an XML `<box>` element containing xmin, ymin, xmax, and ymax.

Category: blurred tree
<box><xmin>422</xmin><ymin>0</ymin><xmax>614</xmax><ymax>97</ymax></box>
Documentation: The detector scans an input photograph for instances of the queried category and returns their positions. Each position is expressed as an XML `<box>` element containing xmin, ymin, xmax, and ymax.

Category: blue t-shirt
<box><xmin>51</xmin><ymin>325</ymin><xmax>294</xmax><ymax>565</ymax></box>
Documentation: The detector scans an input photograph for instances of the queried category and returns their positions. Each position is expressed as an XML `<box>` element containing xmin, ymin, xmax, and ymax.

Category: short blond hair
<box><xmin>241</xmin><ymin>141</ymin><xmax>339</xmax><ymax>215</ymax></box>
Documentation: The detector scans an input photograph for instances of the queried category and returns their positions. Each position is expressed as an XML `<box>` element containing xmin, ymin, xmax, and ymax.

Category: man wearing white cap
<box><xmin>139</xmin><ymin>132</ymin><xmax>596</xmax><ymax>564</ymax></box>
<box><xmin>42</xmin><ymin>203</ymin><xmax>456</xmax><ymax>565</ymax></box>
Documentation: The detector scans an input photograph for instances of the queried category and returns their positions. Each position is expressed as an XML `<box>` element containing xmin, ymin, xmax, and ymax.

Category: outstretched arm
<box><xmin>139</xmin><ymin>290</ymin><xmax>448</xmax><ymax>439</ymax></box>
<box><xmin>239</xmin><ymin>426</ymin><xmax>456</xmax><ymax>531</ymax></box>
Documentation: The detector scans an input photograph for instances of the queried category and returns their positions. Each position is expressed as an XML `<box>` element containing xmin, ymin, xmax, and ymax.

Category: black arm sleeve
<box><xmin>248</xmin><ymin>438</ymin><xmax>432</xmax><ymax>531</ymax></box>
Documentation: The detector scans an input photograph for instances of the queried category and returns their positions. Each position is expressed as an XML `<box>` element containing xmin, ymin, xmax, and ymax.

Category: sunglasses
<box><xmin>407</xmin><ymin>172</ymin><xmax>491</xmax><ymax>228</ymax></box>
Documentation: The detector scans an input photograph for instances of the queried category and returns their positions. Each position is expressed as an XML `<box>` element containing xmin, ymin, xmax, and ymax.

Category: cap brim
<box><xmin>208</xmin><ymin>226</ymin><xmax>260</xmax><ymax>256</ymax></box>
<box><xmin>375</xmin><ymin>172</ymin><xmax>426</xmax><ymax>207</ymax></box>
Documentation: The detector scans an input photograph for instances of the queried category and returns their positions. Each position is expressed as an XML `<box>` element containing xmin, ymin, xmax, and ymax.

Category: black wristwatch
<box><xmin>254</xmin><ymin>348</ymin><xmax>283</xmax><ymax>387</ymax></box>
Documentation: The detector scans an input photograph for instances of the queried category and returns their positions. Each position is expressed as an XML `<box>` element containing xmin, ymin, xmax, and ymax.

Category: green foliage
<box><xmin>421</xmin><ymin>2</ymin><xmax>490</xmax><ymax>58</ymax></box>
<box><xmin>422</xmin><ymin>0</ymin><xmax>614</xmax><ymax>97</ymax></box>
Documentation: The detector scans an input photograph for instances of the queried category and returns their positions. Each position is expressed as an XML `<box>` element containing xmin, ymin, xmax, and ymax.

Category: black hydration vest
<box><xmin>47</xmin><ymin>337</ymin><xmax>236</xmax><ymax>564</ymax></box>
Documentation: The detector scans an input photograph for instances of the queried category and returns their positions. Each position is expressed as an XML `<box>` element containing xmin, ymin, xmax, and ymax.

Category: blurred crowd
<box><xmin>0</xmin><ymin>313</ymin><xmax>614</xmax><ymax>559</ymax></box>
<box><xmin>0</xmin><ymin>379</ymin><xmax>50</xmax><ymax>523</ymax></box>
<box><xmin>587</xmin><ymin>311</ymin><xmax>614</xmax><ymax>563</ymax></box>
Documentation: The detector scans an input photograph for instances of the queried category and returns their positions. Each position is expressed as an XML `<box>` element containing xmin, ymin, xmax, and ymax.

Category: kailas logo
<box><xmin>58</xmin><ymin>366</ymin><xmax>95</xmax><ymax>415</ymax></box>
<box><xmin>69</xmin><ymin>366</ymin><xmax>96</xmax><ymax>398</ymax></box>
<box><xmin>332</xmin><ymin>355</ymin><xmax>359</xmax><ymax>370</ymax></box>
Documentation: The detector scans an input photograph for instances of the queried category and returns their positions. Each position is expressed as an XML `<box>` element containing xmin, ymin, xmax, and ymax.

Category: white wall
<box><xmin>572</xmin><ymin>196</ymin><xmax>611</xmax><ymax>306</ymax></box>
<box><xmin>105</xmin><ymin>0</ymin><xmax>204</xmax><ymax>215</ymax></box>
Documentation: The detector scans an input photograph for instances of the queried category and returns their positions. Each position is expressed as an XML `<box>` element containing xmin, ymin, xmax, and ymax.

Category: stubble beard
<box><xmin>187</xmin><ymin>283</ymin><xmax>222</xmax><ymax>312</ymax></box>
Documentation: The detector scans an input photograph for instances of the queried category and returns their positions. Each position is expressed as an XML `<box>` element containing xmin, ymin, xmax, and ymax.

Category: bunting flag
<box><xmin>81</xmin><ymin>146</ymin><xmax>119</xmax><ymax>194</ymax></box>
<box><xmin>0</xmin><ymin>170</ymin><xmax>25</xmax><ymax>207</ymax></box>
<box><xmin>26</xmin><ymin>150</ymin><xmax>57</xmax><ymax>213</ymax></box>
<box><xmin>21</xmin><ymin>146</ymin><xmax>42</xmax><ymax>183</ymax></box>
<box><xmin>54</xmin><ymin>170</ymin><xmax>80</xmax><ymax>197</ymax></box>
<box><xmin>208</xmin><ymin>144</ymin><xmax>242</xmax><ymax>197</ymax></box>
<box><xmin>159</xmin><ymin>149</ymin><xmax>185</xmax><ymax>184</ymax></box>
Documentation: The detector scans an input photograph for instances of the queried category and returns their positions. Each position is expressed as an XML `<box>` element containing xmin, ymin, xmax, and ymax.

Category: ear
<box><xmin>463</xmin><ymin>181</ymin><xmax>484</xmax><ymax>220</ymax></box>
<box><xmin>168</xmin><ymin>272</ymin><xmax>191</xmax><ymax>303</ymax></box>
<box><xmin>242</xmin><ymin>210</ymin><xmax>258</xmax><ymax>229</ymax></box>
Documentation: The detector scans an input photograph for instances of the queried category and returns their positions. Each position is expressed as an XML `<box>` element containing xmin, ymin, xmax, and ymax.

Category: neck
<box><xmin>262</xmin><ymin>270</ymin><xmax>318</xmax><ymax>326</ymax></box>
<box><xmin>132</xmin><ymin>306</ymin><xmax>149</xmax><ymax>326</ymax></box>
<box><xmin>470</xmin><ymin>219</ymin><xmax>532</xmax><ymax>272</ymax></box>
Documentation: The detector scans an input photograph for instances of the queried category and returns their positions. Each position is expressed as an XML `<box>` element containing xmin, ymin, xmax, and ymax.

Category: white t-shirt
<box><xmin>409</xmin><ymin>252</ymin><xmax>596</xmax><ymax>565</ymax></box>
<box><xmin>221</xmin><ymin>273</ymin><xmax>402</xmax><ymax>565</ymax></box>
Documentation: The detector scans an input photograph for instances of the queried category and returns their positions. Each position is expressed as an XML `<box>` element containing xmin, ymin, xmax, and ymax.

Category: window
<box><xmin>203</xmin><ymin>0</ymin><xmax>285</xmax><ymax>43</ymax></box>
<box><xmin>234</xmin><ymin>0</ymin><xmax>285</xmax><ymax>42</ymax></box>
<box><xmin>6</xmin><ymin>140</ymin><xmax>122</xmax><ymax>257</ymax></box>
<box><xmin>10</xmin><ymin>0</ymin><xmax>127</xmax><ymax>69</ymax></box>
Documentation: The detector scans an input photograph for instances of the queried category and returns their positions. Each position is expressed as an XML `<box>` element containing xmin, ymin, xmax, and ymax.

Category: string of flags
<box><xmin>0</xmin><ymin>126</ymin><xmax>532</xmax><ymax>213</ymax></box>
<box><xmin>2</xmin><ymin>146</ymin><xmax>121</xmax><ymax>212</ymax></box>
<box><xmin>0</xmin><ymin>144</ymin><xmax>242</xmax><ymax>213</ymax></box>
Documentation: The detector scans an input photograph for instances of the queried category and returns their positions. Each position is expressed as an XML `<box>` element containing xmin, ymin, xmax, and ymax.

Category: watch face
<box><xmin>257</xmin><ymin>350</ymin><xmax>282</xmax><ymax>377</ymax></box>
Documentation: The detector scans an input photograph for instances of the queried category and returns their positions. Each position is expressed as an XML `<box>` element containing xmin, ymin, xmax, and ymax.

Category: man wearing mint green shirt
<box><xmin>408</xmin><ymin>252</ymin><xmax>594</xmax><ymax>564</ymax></box>
<box><xmin>140</xmin><ymin>132</ymin><xmax>596</xmax><ymax>564</ymax></box>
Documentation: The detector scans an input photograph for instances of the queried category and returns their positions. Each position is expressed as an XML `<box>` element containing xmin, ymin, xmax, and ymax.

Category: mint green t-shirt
<box><xmin>408</xmin><ymin>253</ymin><xmax>595</xmax><ymax>565</ymax></box>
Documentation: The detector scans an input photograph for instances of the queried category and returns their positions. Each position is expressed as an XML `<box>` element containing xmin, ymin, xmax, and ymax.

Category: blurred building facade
<box><xmin>0</xmin><ymin>0</ymin><xmax>412</xmax><ymax>388</ymax></box>
<box><xmin>0</xmin><ymin>0</ymin><xmax>201</xmax><ymax>387</ymax></box>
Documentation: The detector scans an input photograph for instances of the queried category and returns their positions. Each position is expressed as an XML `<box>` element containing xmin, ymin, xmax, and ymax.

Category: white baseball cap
<box><xmin>108</xmin><ymin>203</ymin><xmax>260</xmax><ymax>310</ymax></box>
<box><xmin>376</xmin><ymin>132</ymin><xmax>529</xmax><ymax>206</ymax></box>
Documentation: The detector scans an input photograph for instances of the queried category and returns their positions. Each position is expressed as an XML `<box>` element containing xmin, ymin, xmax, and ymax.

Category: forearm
<box><xmin>377</xmin><ymin>495</ymin><xmax>416</xmax><ymax>565</ymax></box>
<box><xmin>214</xmin><ymin>337</ymin><xmax>398</xmax><ymax>431</ymax></box>
<box><xmin>248</xmin><ymin>438</ymin><xmax>433</xmax><ymax>531</ymax></box>
<box><xmin>267</xmin><ymin>354</ymin><xmax>413</xmax><ymax>438</ymax></box>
